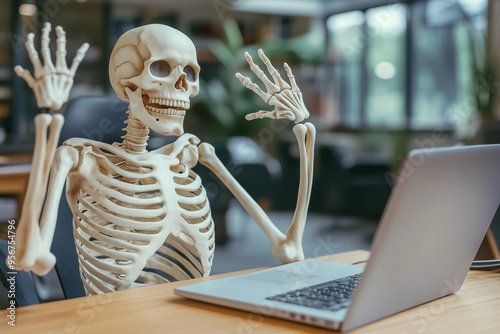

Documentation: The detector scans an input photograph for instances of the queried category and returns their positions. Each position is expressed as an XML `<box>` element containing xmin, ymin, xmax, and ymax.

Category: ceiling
<box><xmin>233</xmin><ymin>0</ymin><xmax>412</xmax><ymax>16</ymax></box>
<box><xmin>107</xmin><ymin>0</ymin><xmax>412</xmax><ymax>17</ymax></box>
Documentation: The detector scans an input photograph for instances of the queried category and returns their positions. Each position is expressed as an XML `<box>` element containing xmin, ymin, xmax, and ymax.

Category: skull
<box><xmin>109</xmin><ymin>24</ymin><xmax>200</xmax><ymax>136</ymax></box>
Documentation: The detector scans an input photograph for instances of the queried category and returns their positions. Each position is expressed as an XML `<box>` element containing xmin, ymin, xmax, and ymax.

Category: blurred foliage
<box><xmin>460</xmin><ymin>5</ymin><xmax>496</xmax><ymax>120</ymax></box>
<box><xmin>192</xmin><ymin>19</ymin><xmax>324</xmax><ymax>138</ymax></box>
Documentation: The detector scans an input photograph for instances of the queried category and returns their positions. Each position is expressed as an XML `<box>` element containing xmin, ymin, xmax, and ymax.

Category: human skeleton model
<box><xmin>13</xmin><ymin>23</ymin><xmax>316</xmax><ymax>294</ymax></box>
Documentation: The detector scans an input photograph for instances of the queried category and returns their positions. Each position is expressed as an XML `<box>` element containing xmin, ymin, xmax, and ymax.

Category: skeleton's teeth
<box><xmin>147</xmin><ymin>97</ymin><xmax>189</xmax><ymax>110</ymax></box>
<box><xmin>144</xmin><ymin>96</ymin><xmax>191</xmax><ymax>119</ymax></box>
<box><xmin>145</xmin><ymin>105</ymin><xmax>186</xmax><ymax>117</ymax></box>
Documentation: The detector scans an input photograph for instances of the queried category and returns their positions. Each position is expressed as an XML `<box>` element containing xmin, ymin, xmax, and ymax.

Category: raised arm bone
<box><xmin>198</xmin><ymin>122</ymin><xmax>315</xmax><ymax>264</ymax></box>
<box><xmin>238</xmin><ymin>49</ymin><xmax>316</xmax><ymax>261</ymax></box>
<box><xmin>286</xmin><ymin>123</ymin><xmax>316</xmax><ymax>247</ymax></box>
<box><xmin>15</xmin><ymin>119</ymin><xmax>77</xmax><ymax>276</ymax></box>
<box><xmin>13</xmin><ymin>23</ymin><xmax>87</xmax><ymax>275</ymax></box>
<box><xmin>198</xmin><ymin>143</ymin><xmax>288</xmax><ymax>257</ymax></box>
<box><xmin>199</xmin><ymin>49</ymin><xmax>317</xmax><ymax>263</ymax></box>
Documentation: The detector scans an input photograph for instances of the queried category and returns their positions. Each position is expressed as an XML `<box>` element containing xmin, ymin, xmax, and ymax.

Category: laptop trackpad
<box><xmin>244</xmin><ymin>270</ymin><xmax>318</xmax><ymax>285</ymax></box>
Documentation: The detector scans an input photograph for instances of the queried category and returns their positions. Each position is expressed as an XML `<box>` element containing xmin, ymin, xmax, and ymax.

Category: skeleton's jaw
<box><xmin>125</xmin><ymin>86</ymin><xmax>187</xmax><ymax>136</ymax></box>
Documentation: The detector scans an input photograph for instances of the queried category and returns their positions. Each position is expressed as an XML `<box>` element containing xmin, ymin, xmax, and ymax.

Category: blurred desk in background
<box><xmin>0</xmin><ymin>153</ymin><xmax>31</xmax><ymax>222</ymax></box>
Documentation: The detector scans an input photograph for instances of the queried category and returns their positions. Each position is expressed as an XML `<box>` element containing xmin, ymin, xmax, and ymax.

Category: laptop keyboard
<box><xmin>266</xmin><ymin>273</ymin><xmax>361</xmax><ymax>311</ymax></box>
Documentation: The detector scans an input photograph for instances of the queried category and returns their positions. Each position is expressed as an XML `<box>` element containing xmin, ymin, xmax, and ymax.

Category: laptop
<box><xmin>175</xmin><ymin>144</ymin><xmax>500</xmax><ymax>331</ymax></box>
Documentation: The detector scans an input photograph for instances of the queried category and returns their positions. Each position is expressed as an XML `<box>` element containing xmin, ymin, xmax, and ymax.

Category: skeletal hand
<box><xmin>14</xmin><ymin>22</ymin><xmax>89</xmax><ymax>110</ymax></box>
<box><xmin>236</xmin><ymin>49</ymin><xmax>309</xmax><ymax>123</ymax></box>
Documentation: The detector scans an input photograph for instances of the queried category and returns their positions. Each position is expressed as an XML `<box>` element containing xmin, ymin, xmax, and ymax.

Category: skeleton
<box><xmin>13</xmin><ymin>23</ymin><xmax>316</xmax><ymax>294</ymax></box>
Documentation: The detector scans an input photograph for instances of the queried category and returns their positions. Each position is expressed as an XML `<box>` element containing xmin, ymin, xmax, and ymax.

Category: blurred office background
<box><xmin>0</xmin><ymin>0</ymin><xmax>499</xmax><ymax>277</ymax></box>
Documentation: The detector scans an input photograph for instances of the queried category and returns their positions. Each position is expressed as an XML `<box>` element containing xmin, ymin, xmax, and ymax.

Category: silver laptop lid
<box><xmin>343</xmin><ymin>144</ymin><xmax>500</xmax><ymax>331</ymax></box>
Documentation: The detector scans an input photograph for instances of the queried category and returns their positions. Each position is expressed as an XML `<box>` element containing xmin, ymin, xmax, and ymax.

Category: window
<box><xmin>412</xmin><ymin>0</ymin><xmax>487</xmax><ymax>130</ymax></box>
<box><xmin>365</xmin><ymin>4</ymin><xmax>406</xmax><ymax>128</ymax></box>
<box><xmin>327</xmin><ymin>11</ymin><xmax>364</xmax><ymax>128</ymax></box>
<box><xmin>326</xmin><ymin>0</ymin><xmax>488</xmax><ymax>131</ymax></box>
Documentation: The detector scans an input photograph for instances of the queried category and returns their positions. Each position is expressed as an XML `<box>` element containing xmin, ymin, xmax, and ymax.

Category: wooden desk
<box><xmin>1</xmin><ymin>250</ymin><xmax>499</xmax><ymax>333</ymax></box>
<box><xmin>0</xmin><ymin>164</ymin><xmax>30</xmax><ymax>195</ymax></box>
<box><xmin>0</xmin><ymin>154</ymin><xmax>31</xmax><ymax>222</ymax></box>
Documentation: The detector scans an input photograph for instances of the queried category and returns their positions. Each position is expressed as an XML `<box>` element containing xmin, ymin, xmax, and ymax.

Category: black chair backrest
<box><xmin>0</xmin><ymin>239</ymin><xmax>40</xmax><ymax>306</ymax></box>
<box><xmin>53</xmin><ymin>96</ymin><xmax>128</xmax><ymax>299</ymax></box>
<box><xmin>58</xmin><ymin>95</ymin><xmax>129</xmax><ymax>146</ymax></box>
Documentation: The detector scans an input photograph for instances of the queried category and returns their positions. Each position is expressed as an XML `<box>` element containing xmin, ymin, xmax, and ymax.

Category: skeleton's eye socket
<box><xmin>183</xmin><ymin>65</ymin><xmax>196</xmax><ymax>82</ymax></box>
<box><xmin>150</xmin><ymin>60</ymin><xmax>171</xmax><ymax>77</ymax></box>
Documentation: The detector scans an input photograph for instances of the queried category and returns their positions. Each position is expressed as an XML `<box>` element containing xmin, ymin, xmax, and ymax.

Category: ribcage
<box><xmin>66</xmin><ymin>142</ymin><xmax>214</xmax><ymax>295</ymax></box>
<box><xmin>139</xmin><ymin>167</ymin><xmax>215</xmax><ymax>286</ymax></box>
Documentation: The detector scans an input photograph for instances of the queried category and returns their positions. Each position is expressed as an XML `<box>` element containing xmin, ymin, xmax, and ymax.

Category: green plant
<box><xmin>191</xmin><ymin>19</ymin><xmax>324</xmax><ymax>138</ymax></box>
<box><xmin>460</xmin><ymin>5</ymin><xmax>497</xmax><ymax>122</ymax></box>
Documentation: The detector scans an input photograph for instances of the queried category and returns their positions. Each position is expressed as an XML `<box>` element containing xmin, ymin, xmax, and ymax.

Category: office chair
<box><xmin>316</xmin><ymin>145</ymin><xmax>392</xmax><ymax>221</ymax></box>
<box><xmin>0</xmin><ymin>96</ymin><xmax>128</xmax><ymax>306</ymax></box>
<box><xmin>0</xmin><ymin>239</ymin><xmax>41</xmax><ymax>306</ymax></box>
<box><xmin>53</xmin><ymin>95</ymin><xmax>129</xmax><ymax>299</ymax></box>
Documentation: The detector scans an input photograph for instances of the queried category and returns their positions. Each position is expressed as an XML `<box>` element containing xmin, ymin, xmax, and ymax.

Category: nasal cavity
<box><xmin>175</xmin><ymin>73</ymin><xmax>188</xmax><ymax>91</ymax></box>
